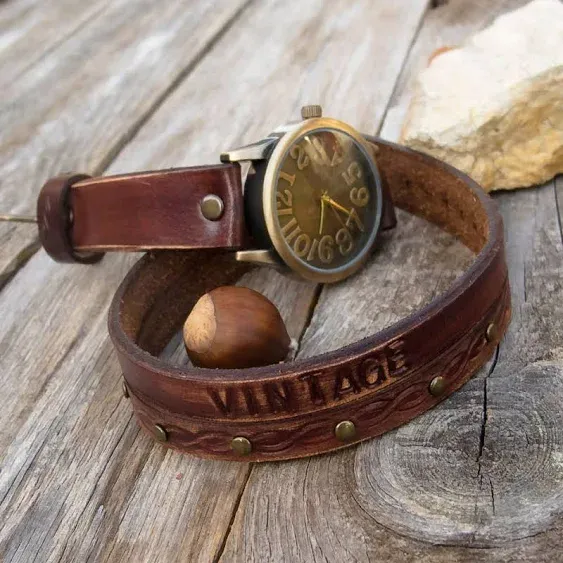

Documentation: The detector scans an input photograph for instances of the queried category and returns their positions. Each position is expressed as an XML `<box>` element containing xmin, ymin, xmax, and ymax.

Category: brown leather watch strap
<box><xmin>37</xmin><ymin>164</ymin><xmax>245</xmax><ymax>261</ymax></box>
<box><xmin>109</xmin><ymin>138</ymin><xmax>511</xmax><ymax>462</ymax></box>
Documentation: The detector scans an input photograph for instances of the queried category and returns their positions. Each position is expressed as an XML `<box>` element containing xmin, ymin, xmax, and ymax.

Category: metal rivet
<box><xmin>122</xmin><ymin>380</ymin><xmax>129</xmax><ymax>399</ymax></box>
<box><xmin>200</xmin><ymin>194</ymin><xmax>224</xmax><ymax>221</ymax></box>
<box><xmin>429</xmin><ymin>376</ymin><xmax>447</xmax><ymax>397</ymax></box>
<box><xmin>485</xmin><ymin>322</ymin><xmax>498</xmax><ymax>343</ymax></box>
<box><xmin>301</xmin><ymin>104</ymin><xmax>323</xmax><ymax>119</ymax></box>
<box><xmin>231</xmin><ymin>436</ymin><xmax>252</xmax><ymax>456</ymax></box>
<box><xmin>153</xmin><ymin>424</ymin><xmax>168</xmax><ymax>442</ymax></box>
<box><xmin>335</xmin><ymin>420</ymin><xmax>356</xmax><ymax>442</ymax></box>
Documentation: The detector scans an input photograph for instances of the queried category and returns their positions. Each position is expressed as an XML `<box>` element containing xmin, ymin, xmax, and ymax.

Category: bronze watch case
<box><xmin>221</xmin><ymin>108</ymin><xmax>384</xmax><ymax>283</ymax></box>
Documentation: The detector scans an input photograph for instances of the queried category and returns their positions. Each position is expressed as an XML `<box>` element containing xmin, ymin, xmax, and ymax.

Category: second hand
<box><xmin>319</xmin><ymin>197</ymin><xmax>326</xmax><ymax>235</ymax></box>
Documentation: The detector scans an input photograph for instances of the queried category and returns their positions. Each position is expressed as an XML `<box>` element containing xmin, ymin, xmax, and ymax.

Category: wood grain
<box><xmin>0</xmin><ymin>0</ymin><xmax>250</xmax><ymax>288</ymax></box>
<box><xmin>219</xmin><ymin>0</ymin><xmax>563</xmax><ymax>560</ymax></box>
<box><xmin>0</xmin><ymin>0</ymin><xmax>429</xmax><ymax>560</ymax></box>
<box><xmin>0</xmin><ymin>256</ymin><xmax>253</xmax><ymax>563</ymax></box>
<box><xmin>0</xmin><ymin>0</ymin><xmax>111</xmax><ymax>87</ymax></box>
<box><xmin>0</xmin><ymin>223</ymin><xmax>40</xmax><ymax>289</ymax></box>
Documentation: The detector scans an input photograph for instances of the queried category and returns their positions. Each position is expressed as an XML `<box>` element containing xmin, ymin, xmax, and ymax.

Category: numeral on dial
<box><xmin>306</xmin><ymin>137</ymin><xmax>345</xmax><ymax>168</ymax></box>
<box><xmin>277</xmin><ymin>188</ymin><xmax>293</xmax><ymax>216</ymax></box>
<box><xmin>301</xmin><ymin>235</ymin><xmax>334</xmax><ymax>264</ymax></box>
<box><xmin>342</xmin><ymin>161</ymin><xmax>361</xmax><ymax>186</ymax></box>
<box><xmin>279</xmin><ymin>171</ymin><xmax>295</xmax><ymax>186</ymax></box>
<box><xmin>282</xmin><ymin>218</ymin><xmax>302</xmax><ymax>244</ymax></box>
<box><xmin>310</xmin><ymin>137</ymin><xmax>330</xmax><ymax>167</ymax></box>
<box><xmin>290</xmin><ymin>145</ymin><xmax>309</xmax><ymax>170</ymax></box>
<box><xmin>281</xmin><ymin>217</ymin><xmax>297</xmax><ymax>234</ymax></box>
<box><xmin>307</xmin><ymin>238</ymin><xmax>319</xmax><ymax>261</ymax></box>
<box><xmin>349</xmin><ymin>186</ymin><xmax>369</xmax><ymax>207</ymax></box>
<box><xmin>318</xmin><ymin>235</ymin><xmax>334</xmax><ymax>263</ymax></box>
<box><xmin>336</xmin><ymin>227</ymin><xmax>354</xmax><ymax>255</ymax></box>
<box><xmin>331</xmin><ymin>149</ymin><xmax>344</xmax><ymax>167</ymax></box>
<box><xmin>294</xmin><ymin>233</ymin><xmax>311</xmax><ymax>257</ymax></box>
<box><xmin>276</xmin><ymin>189</ymin><xmax>293</xmax><ymax>209</ymax></box>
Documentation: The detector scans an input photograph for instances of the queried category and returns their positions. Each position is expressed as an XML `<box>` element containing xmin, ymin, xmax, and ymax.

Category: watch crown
<box><xmin>301</xmin><ymin>104</ymin><xmax>323</xmax><ymax>119</ymax></box>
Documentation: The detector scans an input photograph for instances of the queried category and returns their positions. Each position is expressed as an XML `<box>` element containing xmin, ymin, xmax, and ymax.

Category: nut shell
<box><xmin>183</xmin><ymin>286</ymin><xmax>291</xmax><ymax>369</ymax></box>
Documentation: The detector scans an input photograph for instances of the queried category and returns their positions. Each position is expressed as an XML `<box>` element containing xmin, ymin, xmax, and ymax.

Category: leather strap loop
<box><xmin>108</xmin><ymin>139</ymin><xmax>511</xmax><ymax>462</ymax></box>
<box><xmin>37</xmin><ymin>174</ymin><xmax>104</xmax><ymax>264</ymax></box>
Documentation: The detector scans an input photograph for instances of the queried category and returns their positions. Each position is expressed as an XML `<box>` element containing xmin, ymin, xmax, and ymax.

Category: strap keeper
<box><xmin>37</xmin><ymin>174</ymin><xmax>104</xmax><ymax>264</ymax></box>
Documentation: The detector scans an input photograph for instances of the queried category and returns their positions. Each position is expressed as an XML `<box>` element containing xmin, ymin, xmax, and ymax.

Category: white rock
<box><xmin>401</xmin><ymin>0</ymin><xmax>563</xmax><ymax>191</ymax></box>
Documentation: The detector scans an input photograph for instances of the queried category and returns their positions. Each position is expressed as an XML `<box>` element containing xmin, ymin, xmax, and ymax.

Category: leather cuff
<box><xmin>108</xmin><ymin>139</ymin><xmax>511</xmax><ymax>462</ymax></box>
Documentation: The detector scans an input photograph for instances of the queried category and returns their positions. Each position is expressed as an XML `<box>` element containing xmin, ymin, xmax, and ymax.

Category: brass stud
<box><xmin>335</xmin><ymin>420</ymin><xmax>357</xmax><ymax>442</ymax></box>
<box><xmin>231</xmin><ymin>436</ymin><xmax>252</xmax><ymax>456</ymax></box>
<box><xmin>153</xmin><ymin>424</ymin><xmax>168</xmax><ymax>442</ymax></box>
<box><xmin>485</xmin><ymin>322</ymin><xmax>498</xmax><ymax>343</ymax></box>
<box><xmin>200</xmin><ymin>194</ymin><xmax>224</xmax><ymax>221</ymax></box>
<box><xmin>429</xmin><ymin>376</ymin><xmax>447</xmax><ymax>397</ymax></box>
<box><xmin>122</xmin><ymin>380</ymin><xmax>129</xmax><ymax>399</ymax></box>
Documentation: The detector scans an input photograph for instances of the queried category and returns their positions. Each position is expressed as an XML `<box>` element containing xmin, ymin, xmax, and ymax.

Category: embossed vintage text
<box><xmin>207</xmin><ymin>339</ymin><xmax>408</xmax><ymax>417</ymax></box>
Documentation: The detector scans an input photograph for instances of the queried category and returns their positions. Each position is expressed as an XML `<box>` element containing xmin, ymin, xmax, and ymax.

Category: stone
<box><xmin>400</xmin><ymin>0</ymin><xmax>563</xmax><ymax>191</ymax></box>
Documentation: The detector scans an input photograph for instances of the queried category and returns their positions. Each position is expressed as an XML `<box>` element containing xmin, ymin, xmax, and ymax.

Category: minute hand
<box><xmin>322</xmin><ymin>195</ymin><xmax>351</xmax><ymax>217</ymax></box>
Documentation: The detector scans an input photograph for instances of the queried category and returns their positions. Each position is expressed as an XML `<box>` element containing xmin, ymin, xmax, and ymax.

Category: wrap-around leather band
<box><xmin>108</xmin><ymin>137</ymin><xmax>511</xmax><ymax>462</ymax></box>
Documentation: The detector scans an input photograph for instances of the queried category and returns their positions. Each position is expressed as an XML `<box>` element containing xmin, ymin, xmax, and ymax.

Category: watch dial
<box><xmin>274</xmin><ymin>128</ymin><xmax>381</xmax><ymax>275</ymax></box>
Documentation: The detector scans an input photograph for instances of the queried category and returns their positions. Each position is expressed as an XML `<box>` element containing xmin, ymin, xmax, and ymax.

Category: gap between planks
<box><xmin>555</xmin><ymin>176</ymin><xmax>563</xmax><ymax>245</ymax></box>
<box><xmin>212</xmin><ymin>465</ymin><xmax>254</xmax><ymax>563</ymax></box>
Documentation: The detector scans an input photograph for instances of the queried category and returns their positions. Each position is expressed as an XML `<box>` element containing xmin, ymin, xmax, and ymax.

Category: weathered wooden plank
<box><xmin>0</xmin><ymin>0</ymin><xmax>250</xmax><ymax>289</ymax></box>
<box><xmin>0</xmin><ymin>0</ymin><xmax>111</xmax><ymax>87</ymax></box>
<box><xmin>107</xmin><ymin>1</ymin><xmax>428</xmax><ymax>171</ymax></box>
<box><xmin>0</xmin><ymin>252</ymin><xmax>253</xmax><ymax>563</ymax></box>
<box><xmin>0</xmin><ymin>223</ymin><xmax>39</xmax><ymax>288</ymax></box>
<box><xmin>0</xmin><ymin>0</ymin><xmax>249</xmax><ymax>445</ymax></box>
<box><xmin>0</xmin><ymin>0</ymin><xmax>429</xmax><ymax>560</ymax></box>
<box><xmin>343</xmin><ymin>181</ymin><xmax>563</xmax><ymax>552</ymax></box>
<box><xmin>219</xmin><ymin>1</ymin><xmax>563</xmax><ymax>561</ymax></box>
<box><xmin>0</xmin><ymin>0</ymin><xmax>252</xmax><ymax>559</ymax></box>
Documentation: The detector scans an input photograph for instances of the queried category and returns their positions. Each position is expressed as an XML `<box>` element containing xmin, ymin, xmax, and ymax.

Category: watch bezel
<box><xmin>262</xmin><ymin>117</ymin><xmax>384</xmax><ymax>283</ymax></box>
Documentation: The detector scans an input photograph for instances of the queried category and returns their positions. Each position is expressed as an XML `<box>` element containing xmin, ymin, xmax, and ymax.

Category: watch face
<box><xmin>266</xmin><ymin>124</ymin><xmax>382</xmax><ymax>282</ymax></box>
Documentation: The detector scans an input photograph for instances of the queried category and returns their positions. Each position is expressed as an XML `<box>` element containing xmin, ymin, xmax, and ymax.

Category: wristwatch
<box><xmin>37</xmin><ymin>105</ymin><xmax>511</xmax><ymax>461</ymax></box>
<box><xmin>38</xmin><ymin>105</ymin><xmax>397</xmax><ymax>282</ymax></box>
